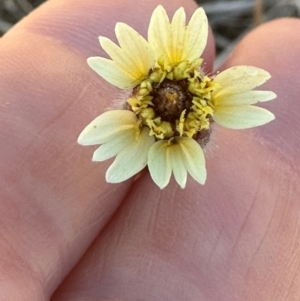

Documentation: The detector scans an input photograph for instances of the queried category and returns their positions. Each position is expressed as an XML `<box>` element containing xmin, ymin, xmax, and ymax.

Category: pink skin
<box><xmin>0</xmin><ymin>0</ymin><xmax>299</xmax><ymax>300</ymax></box>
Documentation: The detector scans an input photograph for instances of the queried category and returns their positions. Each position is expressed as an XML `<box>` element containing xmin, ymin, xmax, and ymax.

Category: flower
<box><xmin>78</xmin><ymin>5</ymin><xmax>276</xmax><ymax>189</ymax></box>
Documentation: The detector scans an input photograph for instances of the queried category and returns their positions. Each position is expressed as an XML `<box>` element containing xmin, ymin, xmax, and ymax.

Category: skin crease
<box><xmin>0</xmin><ymin>0</ymin><xmax>299</xmax><ymax>301</ymax></box>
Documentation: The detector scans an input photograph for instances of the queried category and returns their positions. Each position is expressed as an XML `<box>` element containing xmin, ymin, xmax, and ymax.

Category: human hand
<box><xmin>0</xmin><ymin>0</ymin><xmax>300</xmax><ymax>300</ymax></box>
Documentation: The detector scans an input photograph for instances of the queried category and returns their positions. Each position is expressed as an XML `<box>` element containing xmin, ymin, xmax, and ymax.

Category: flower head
<box><xmin>78</xmin><ymin>5</ymin><xmax>276</xmax><ymax>189</ymax></box>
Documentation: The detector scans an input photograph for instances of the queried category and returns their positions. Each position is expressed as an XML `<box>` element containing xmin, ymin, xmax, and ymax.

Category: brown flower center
<box><xmin>151</xmin><ymin>79</ymin><xmax>193</xmax><ymax>122</ymax></box>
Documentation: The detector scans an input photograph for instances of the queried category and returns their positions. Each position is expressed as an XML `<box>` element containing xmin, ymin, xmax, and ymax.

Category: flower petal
<box><xmin>87</xmin><ymin>57</ymin><xmax>138</xmax><ymax>89</ymax></box>
<box><xmin>213</xmin><ymin>90</ymin><xmax>277</xmax><ymax>107</ymax></box>
<box><xmin>169</xmin><ymin>7</ymin><xmax>186</xmax><ymax>63</ymax></box>
<box><xmin>148</xmin><ymin>5</ymin><xmax>171</xmax><ymax>62</ymax></box>
<box><xmin>182</xmin><ymin>7</ymin><xmax>208</xmax><ymax>61</ymax></box>
<box><xmin>213</xmin><ymin>105</ymin><xmax>275</xmax><ymax>129</ymax></box>
<box><xmin>178</xmin><ymin>137</ymin><xmax>206</xmax><ymax>185</ymax></box>
<box><xmin>105</xmin><ymin>128</ymin><xmax>155</xmax><ymax>183</ymax></box>
<box><xmin>148</xmin><ymin>6</ymin><xmax>208</xmax><ymax>65</ymax></box>
<box><xmin>148</xmin><ymin>140</ymin><xmax>172</xmax><ymax>189</ymax></box>
<box><xmin>169</xmin><ymin>143</ymin><xmax>187</xmax><ymax>188</ymax></box>
<box><xmin>89</xmin><ymin>22</ymin><xmax>153</xmax><ymax>89</ymax></box>
<box><xmin>115</xmin><ymin>23</ymin><xmax>154</xmax><ymax>78</ymax></box>
<box><xmin>99</xmin><ymin>37</ymin><xmax>139</xmax><ymax>80</ymax></box>
<box><xmin>92</xmin><ymin>128</ymin><xmax>135</xmax><ymax>161</ymax></box>
<box><xmin>213</xmin><ymin>66</ymin><xmax>271</xmax><ymax>97</ymax></box>
<box><xmin>77</xmin><ymin>110</ymin><xmax>136</xmax><ymax>145</ymax></box>
<box><xmin>149</xmin><ymin>138</ymin><xmax>207</xmax><ymax>188</ymax></box>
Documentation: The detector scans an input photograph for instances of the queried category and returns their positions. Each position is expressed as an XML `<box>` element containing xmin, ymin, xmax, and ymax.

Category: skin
<box><xmin>0</xmin><ymin>0</ymin><xmax>300</xmax><ymax>300</ymax></box>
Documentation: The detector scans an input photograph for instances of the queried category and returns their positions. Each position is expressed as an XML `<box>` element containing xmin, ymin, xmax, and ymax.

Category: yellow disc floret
<box><xmin>126</xmin><ymin>58</ymin><xmax>220</xmax><ymax>144</ymax></box>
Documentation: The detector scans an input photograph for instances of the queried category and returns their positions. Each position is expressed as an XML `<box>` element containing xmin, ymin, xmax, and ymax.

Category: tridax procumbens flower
<box><xmin>78</xmin><ymin>5</ymin><xmax>276</xmax><ymax>189</ymax></box>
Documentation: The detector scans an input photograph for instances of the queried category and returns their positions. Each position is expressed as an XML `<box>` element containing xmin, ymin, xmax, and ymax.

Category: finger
<box><xmin>0</xmin><ymin>5</ymin><xmax>129</xmax><ymax>301</ymax></box>
<box><xmin>51</xmin><ymin>18</ymin><xmax>300</xmax><ymax>301</ymax></box>
<box><xmin>0</xmin><ymin>1</ymin><xmax>214</xmax><ymax>301</ymax></box>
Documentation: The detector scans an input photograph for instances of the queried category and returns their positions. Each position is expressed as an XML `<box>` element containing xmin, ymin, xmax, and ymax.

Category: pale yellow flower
<box><xmin>78</xmin><ymin>5</ymin><xmax>276</xmax><ymax>189</ymax></box>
